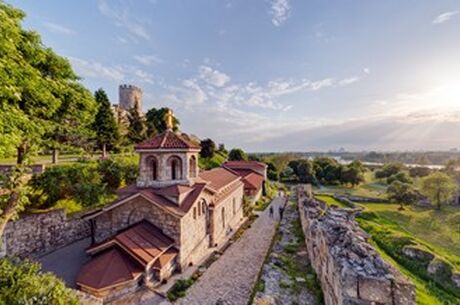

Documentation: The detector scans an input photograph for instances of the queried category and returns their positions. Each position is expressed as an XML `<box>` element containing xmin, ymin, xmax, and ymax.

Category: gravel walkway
<box><xmin>174</xmin><ymin>196</ymin><xmax>285</xmax><ymax>305</ymax></box>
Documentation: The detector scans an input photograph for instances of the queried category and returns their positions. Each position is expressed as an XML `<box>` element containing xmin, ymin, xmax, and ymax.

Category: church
<box><xmin>76</xmin><ymin>112</ymin><xmax>246</xmax><ymax>300</ymax></box>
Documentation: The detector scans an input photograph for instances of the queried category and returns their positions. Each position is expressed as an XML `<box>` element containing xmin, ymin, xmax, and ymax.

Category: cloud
<box><xmin>198</xmin><ymin>66</ymin><xmax>230</xmax><ymax>87</ymax></box>
<box><xmin>43</xmin><ymin>22</ymin><xmax>75</xmax><ymax>35</ymax></box>
<box><xmin>270</xmin><ymin>0</ymin><xmax>291</xmax><ymax>27</ymax></box>
<box><xmin>68</xmin><ymin>56</ymin><xmax>155</xmax><ymax>84</ymax></box>
<box><xmin>68</xmin><ymin>57</ymin><xmax>125</xmax><ymax>81</ymax></box>
<box><xmin>134</xmin><ymin>54</ymin><xmax>163</xmax><ymax>66</ymax></box>
<box><xmin>363</xmin><ymin>67</ymin><xmax>371</xmax><ymax>74</ymax></box>
<box><xmin>432</xmin><ymin>11</ymin><xmax>459</xmax><ymax>24</ymax></box>
<box><xmin>97</xmin><ymin>0</ymin><xmax>150</xmax><ymax>40</ymax></box>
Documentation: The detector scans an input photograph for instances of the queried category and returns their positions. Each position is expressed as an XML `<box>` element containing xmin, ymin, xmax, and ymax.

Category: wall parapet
<box><xmin>297</xmin><ymin>186</ymin><xmax>415</xmax><ymax>305</ymax></box>
<box><xmin>1</xmin><ymin>209</ymin><xmax>90</xmax><ymax>259</ymax></box>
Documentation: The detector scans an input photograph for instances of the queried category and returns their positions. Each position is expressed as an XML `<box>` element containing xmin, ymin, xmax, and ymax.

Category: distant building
<box><xmin>77</xmin><ymin>113</ymin><xmax>246</xmax><ymax>301</ymax></box>
<box><xmin>111</xmin><ymin>84</ymin><xmax>143</xmax><ymax>131</ymax></box>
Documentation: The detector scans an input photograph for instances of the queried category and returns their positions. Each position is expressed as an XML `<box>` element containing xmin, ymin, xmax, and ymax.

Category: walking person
<box><xmin>269</xmin><ymin>205</ymin><xmax>274</xmax><ymax>218</ymax></box>
<box><xmin>278</xmin><ymin>205</ymin><xmax>284</xmax><ymax>220</ymax></box>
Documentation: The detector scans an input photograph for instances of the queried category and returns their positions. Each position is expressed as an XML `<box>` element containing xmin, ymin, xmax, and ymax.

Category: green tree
<box><xmin>266</xmin><ymin>162</ymin><xmax>279</xmax><ymax>181</ymax></box>
<box><xmin>93</xmin><ymin>89</ymin><xmax>120</xmax><ymax>158</ymax></box>
<box><xmin>0</xmin><ymin>258</ymin><xmax>78</xmax><ymax>305</ymax></box>
<box><xmin>127</xmin><ymin>103</ymin><xmax>146</xmax><ymax>144</ymax></box>
<box><xmin>228</xmin><ymin>148</ymin><xmax>248</xmax><ymax>161</ymax></box>
<box><xmin>313</xmin><ymin>157</ymin><xmax>343</xmax><ymax>185</ymax></box>
<box><xmin>296</xmin><ymin>159</ymin><xmax>316</xmax><ymax>184</ymax></box>
<box><xmin>386</xmin><ymin>171</ymin><xmax>412</xmax><ymax>185</ymax></box>
<box><xmin>387</xmin><ymin>181</ymin><xmax>418</xmax><ymax>210</ymax></box>
<box><xmin>375</xmin><ymin>162</ymin><xmax>406</xmax><ymax>179</ymax></box>
<box><xmin>145</xmin><ymin>107</ymin><xmax>179</xmax><ymax>136</ymax></box>
<box><xmin>0</xmin><ymin>1</ymin><xmax>95</xmax><ymax>238</ymax></box>
<box><xmin>46</xmin><ymin>83</ymin><xmax>96</xmax><ymax>163</ymax></box>
<box><xmin>200</xmin><ymin>138</ymin><xmax>216</xmax><ymax>159</ymax></box>
<box><xmin>218</xmin><ymin>143</ymin><xmax>227</xmax><ymax>154</ymax></box>
<box><xmin>341</xmin><ymin>163</ymin><xmax>365</xmax><ymax>187</ymax></box>
<box><xmin>421</xmin><ymin>172</ymin><xmax>457</xmax><ymax>210</ymax></box>
<box><xmin>98</xmin><ymin>159</ymin><xmax>123</xmax><ymax>191</ymax></box>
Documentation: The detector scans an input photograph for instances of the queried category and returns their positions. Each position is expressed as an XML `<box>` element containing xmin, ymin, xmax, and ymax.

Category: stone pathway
<box><xmin>252</xmin><ymin>199</ymin><xmax>322</xmax><ymax>305</ymax></box>
<box><xmin>172</xmin><ymin>196</ymin><xmax>286</xmax><ymax>305</ymax></box>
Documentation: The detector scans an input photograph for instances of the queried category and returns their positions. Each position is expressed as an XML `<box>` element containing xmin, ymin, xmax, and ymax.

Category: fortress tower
<box><xmin>118</xmin><ymin>84</ymin><xmax>142</xmax><ymax>113</ymax></box>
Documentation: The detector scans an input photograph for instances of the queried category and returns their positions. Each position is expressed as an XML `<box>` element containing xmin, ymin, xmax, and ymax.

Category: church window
<box><xmin>193</xmin><ymin>207</ymin><xmax>197</xmax><ymax>220</ymax></box>
<box><xmin>232</xmin><ymin>198</ymin><xmax>236</xmax><ymax>215</ymax></box>
<box><xmin>152</xmin><ymin>159</ymin><xmax>157</xmax><ymax>180</ymax></box>
<box><xmin>189</xmin><ymin>156</ymin><xmax>197</xmax><ymax>178</ymax></box>
<box><xmin>222</xmin><ymin>207</ymin><xmax>225</xmax><ymax>229</ymax></box>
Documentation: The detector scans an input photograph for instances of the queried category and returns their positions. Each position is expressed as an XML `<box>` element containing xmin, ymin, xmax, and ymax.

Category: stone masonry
<box><xmin>297</xmin><ymin>187</ymin><xmax>416</xmax><ymax>305</ymax></box>
<box><xmin>1</xmin><ymin>209</ymin><xmax>90</xmax><ymax>259</ymax></box>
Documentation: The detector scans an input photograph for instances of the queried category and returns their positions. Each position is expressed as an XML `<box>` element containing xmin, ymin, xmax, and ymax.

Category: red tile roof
<box><xmin>77</xmin><ymin>247</ymin><xmax>143</xmax><ymax>291</ymax></box>
<box><xmin>223</xmin><ymin>161</ymin><xmax>267</xmax><ymax>172</ymax></box>
<box><xmin>199</xmin><ymin>167</ymin><xmax>240</xmax><ymax>190</ymax></box>
<box><xmin>242</xmin><ymin>172</ymin><xmax>264</xmax><ymax>191</ymax></box>
<box><xmin>135</xmin><ymin>130</ymin><xmax>200</xmax><ymax>150</ymax></box>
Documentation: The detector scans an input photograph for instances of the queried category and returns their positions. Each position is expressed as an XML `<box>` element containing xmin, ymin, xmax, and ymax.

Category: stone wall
<box><xmin>1</xmin><ymin>209</ymin><xmax>90</xmax><ymax>259</ymax></box>
<box><xmin>297</xmin><ymin>187</ymin><xmax>415</xmax><ymax>305</ymax></box>
<box><xmin>74</xmin><ymin>290</ymin><xmax>103</xmax><ymax>305</ymax></box>
<box><xmin>93</xmin><ymin>196</ymin><xmax>181</xmax><ymax>243</ymax></box>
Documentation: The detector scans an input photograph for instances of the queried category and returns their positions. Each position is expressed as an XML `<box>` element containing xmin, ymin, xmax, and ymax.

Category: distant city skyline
<box><xmin>10</xmin><ymin>0</ymin><xmax>460</xmax><ymax>152</ymax></box>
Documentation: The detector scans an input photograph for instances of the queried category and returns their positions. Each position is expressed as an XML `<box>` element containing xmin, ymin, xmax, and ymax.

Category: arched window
<box><xmin>221</xmin><ymin>207</ymin><xmax>225</xmax><ymax>229</ymax></box>
<box><xmin>189</xmin><ymin>156</ymin><xmax>197</xmax><ymax>178</ymax></box>
<box><xmin>146</xmin><ymin>156</ymin><xmax>158</xmax><ymax>181</ymax></box>
<box><xmin>167</xmin><ymin>156</ymin><xmax>183</xmax><ymax>180</ymax></box>
<box><xmin>232</xmin><ymin>198</ymin><xmax>236</xmax><ymax>215</ymax></box>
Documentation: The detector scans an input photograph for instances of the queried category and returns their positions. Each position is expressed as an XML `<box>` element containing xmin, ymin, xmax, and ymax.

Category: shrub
<box><xmin>167</xmin><ymin>278</ymin><xmax>194</xmax><ymax>301</ymax></box>
<box><xmin>98</xmin><ymin>159</ymin><xmax>123</xmax><ymax>190</ymax></box>
<box><xmin>0</xmin><ymin>258</ymin><xmax>78</xmax><ymax>305</ymax></box>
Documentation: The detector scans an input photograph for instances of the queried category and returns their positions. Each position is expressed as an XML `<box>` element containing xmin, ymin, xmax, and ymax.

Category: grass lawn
<box><xmin>356</xmin><ymin>202</ymin><xmax>460</xmax><ymax>304</ymax></box>
<box><xmin>359</xmin><ymin>203</ymin><xmax>460</xmax><ymax>265</ymax></box>
<box><xmin>314</xmin><ymin>194</ymin><xmax>349</xmax><ymax>208</ymax></box>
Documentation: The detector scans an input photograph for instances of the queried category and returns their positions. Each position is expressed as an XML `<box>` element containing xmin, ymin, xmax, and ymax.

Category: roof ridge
<box><xmin>159</xmin><ymin>131</ymin><xmax>169</xmax><ymax>148</ymax></box>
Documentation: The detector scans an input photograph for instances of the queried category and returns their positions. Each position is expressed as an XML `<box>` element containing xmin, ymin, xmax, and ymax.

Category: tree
<box><xmin>200</xmin><ymin>138</ymin><xmax>216</xmax><ymax>159</ymax></box>
<box><xmin>387</xmin><ymin>181</ymin><xmax>418</xmax><ymax>210</ymax></box>
<box><xmin>228</xmin><ymin>148</ymin><xmax>247</xmax><ymax>161</ymax></box>
<box><xmin>218</xmin><ymin>143</ymin><xmax>227</xmax><ymax>154</ymax></box>
<box><xmin>421</xmin><ymin>172</ymin><xmax>457</xmax><ymax>210</ymax></box>
<box><xmin>266</xmin><ymin>162</ymin><xmax>279</xmax><ymax>181</ymax></box>
<box><xmin>127</xmin><ymin>102</ymin><xmax>146</xmax><ymax>144</ymax></box>
<box><xmin>296</xmin><ymin>160</ymin><xmax>315</xmax><ymax>184</ymax></box>
<box><xmin>93</xmin><ymin>89</ymin><xmax>120</xmax><ymax>158</ymax></box>
<box><xmin>409</xmin><ymin>166</ymin><xmax>431</xmax><ymax>178</ymax></box>
<box><xmin>0</xmin><ymin>1</ymin><xmax>96</xmax><ymax>238</ymax></box>
<box><xmin>340</xmin><ymin>160</ymin><xmax>365</xmax><ymax>187</ymax></box>
<box><xmin>387</xmin><ymin>171</ymin><xmax>412</xmax><ymax>185</ymax></box>
<box><xmin>0</xmin><ymin>257</ymin><xmax>78</xmax><ymax>305</ymax></box>
<box><xmin>313</xmin><ymin>157</ymin><xmax>343</xmax><ymax>185</ymax></box>
<box><xmin>375</xmin><ymin>162</ymin><xmax>406</xmax><ymax>179</ymax></box>
<box><xmin>145</xmin><ymin>107</ymin><xmax>179</xmax><ymax>136</ymax></box>
<box><xmin>45</xmin><ymin>83</ymin><xmax>96</xmax><ymax>163</ymax></box>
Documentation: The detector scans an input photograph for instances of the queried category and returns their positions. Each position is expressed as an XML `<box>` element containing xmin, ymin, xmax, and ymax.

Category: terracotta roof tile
<box><xmin>135</xmin><ymin>130</ymin><xmax>200</xmax><ymax>150</ymax></box>
<box><xmin>242</xmin><ymin>172</ymin><xmax>264</xmax><ymax>191</ymax></box>
<box><xmin>153</xmin><ymin>247</ymin><xmax>179</xmax><ymax>270</ymax></box>
<box><xmin>223</xmin><ymin>161</ymin><xmax>267</xmax><ymax>172</ymax></box>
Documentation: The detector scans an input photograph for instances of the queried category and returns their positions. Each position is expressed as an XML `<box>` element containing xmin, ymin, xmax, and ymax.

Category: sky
<box><xmin>9</xmin><ymin>0</ymin><xmax>460</xmax><ymax>152</ymax></box>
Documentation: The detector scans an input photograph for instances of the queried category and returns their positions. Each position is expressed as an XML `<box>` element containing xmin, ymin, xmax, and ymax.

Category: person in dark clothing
<box><xmin>269</xmin><ymin>206</ymin><xmax>274</xmax><ymax>218</ymax></box>
<box><xmin>279</xmin><ymin>205</ymin><xmax>284</xmax><ymax>220</ymax></box>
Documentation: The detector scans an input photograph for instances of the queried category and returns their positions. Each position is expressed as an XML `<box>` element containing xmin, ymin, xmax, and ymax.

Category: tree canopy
<box><xmin>93</xmin><ymin>89</ymin><xmax>120</xmax><ymax>156</ymax></box>
<box><xmin>421</xmin><ymin>172</ymin><xmax>457</xmax><ymax>210</ymax></box>
<box><xmin>145</xmin><ymin>107</ymin><xmax>179</xmax><ymax>136</ymax></box>
<box><xmin>228</xmin><ymin>148</ymin><xmax>248</xmax><ymax>161</ymax></box>
<box><xmin>200</xmin><ymin>138</ymin><xmax>216</xmax><ymax>159</ymax></box>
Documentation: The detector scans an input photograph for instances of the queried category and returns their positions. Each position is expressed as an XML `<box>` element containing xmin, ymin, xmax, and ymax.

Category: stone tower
<box><xmin>119</xmin><ymin>84</ymin><xmax>142</xmax><ymax>113</ymax></box>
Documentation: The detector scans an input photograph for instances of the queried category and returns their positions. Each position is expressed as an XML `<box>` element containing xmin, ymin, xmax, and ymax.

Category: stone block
<box><xmin>358</xmin><ymin>276</ymin><xmax>392</xmax><ymax>303</ymax></box>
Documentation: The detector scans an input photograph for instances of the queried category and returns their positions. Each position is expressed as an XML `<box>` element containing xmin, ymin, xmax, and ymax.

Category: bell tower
<box><xmin>134</xmin><ymin>111</ymin><xmax>200</xmax><ymax>188</ymax></box>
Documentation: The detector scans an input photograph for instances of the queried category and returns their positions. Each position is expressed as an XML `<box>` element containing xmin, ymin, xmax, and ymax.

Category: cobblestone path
<box><xmin>174</xmin><ymin>196</ymin><xmax>285</xmax><ymax>305</ymax></box>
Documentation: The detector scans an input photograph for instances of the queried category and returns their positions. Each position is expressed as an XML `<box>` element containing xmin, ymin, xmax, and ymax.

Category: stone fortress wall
<box><xmin>118</xmin><ymin>84</ymin><xmax>142</xmax><ymax>112</ymax></box>
<box><xmin>297</xmin><ymin>186</ymin><xmax>416</xmax><ymax>305</ymax></box>
<box><xmin>1</xmin><ymin>209</ymin><xmax>90</xmax><ymax>259</ymax></box>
